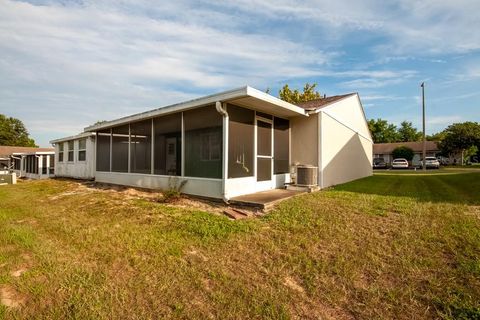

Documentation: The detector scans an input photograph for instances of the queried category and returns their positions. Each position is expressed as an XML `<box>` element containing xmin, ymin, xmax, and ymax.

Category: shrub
<box><xmin>161</xmin><ymin>177</ymin><xmax>187</xmax><ymax>203</ymax></box>
<box><xmin>392</xmin><ymin>146</ymin><xmax>414</xmax><ymax>161</ymax></box>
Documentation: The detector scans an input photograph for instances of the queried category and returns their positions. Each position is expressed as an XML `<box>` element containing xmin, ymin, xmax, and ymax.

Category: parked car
<box><xmin>392</xmin><ymin>158</ymin><xmax>409</xmax><ymax>169</ymax></box>
<box><xmin>420</xmin><ymin>157</ymin><xmax>440</xmax><ymax>169</ymax></box>
<box><xmin>373</xmin><ymin>157</ymin><xmax>387</xmax><ymax>169</ymax></box>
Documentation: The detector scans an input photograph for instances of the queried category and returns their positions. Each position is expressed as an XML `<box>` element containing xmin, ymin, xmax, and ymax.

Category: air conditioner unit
<box><xmin>296</xmin><ymin>165</ymin><xmax>318</xmax><ymax>186</ymax></box>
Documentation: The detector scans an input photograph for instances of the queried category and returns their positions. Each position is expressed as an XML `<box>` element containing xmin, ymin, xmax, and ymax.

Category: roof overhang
<box><xmin>50</xmin><ymin>132</ymin><xmax>96</xmax><ymax>144</ymax></box>
<box><xmin>84</xmin><ymin>86</ymin><xmax>307</xmax><ymax>132</ymax></box>
<box><xmin>12</xmin><ymin>151</ymin><xmax>55</xmax><ymax>156</ymax></box>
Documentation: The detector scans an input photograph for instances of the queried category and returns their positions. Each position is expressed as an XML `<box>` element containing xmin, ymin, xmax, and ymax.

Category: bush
<box><xmin>160</xmin><ymin>177</ymin><xmax>188</xmax><ymax>203</ymax></box>
<box><xmin>392</xmin><ymin>146</ymin><xmax>414</xmax><ymax>161</ymax></box>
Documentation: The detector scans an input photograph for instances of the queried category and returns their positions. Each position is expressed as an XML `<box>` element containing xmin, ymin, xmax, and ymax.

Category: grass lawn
<box><xmin>1</xmin><ymin>171</ymin><xmax>479</xmax><ymax>319</ymax></box>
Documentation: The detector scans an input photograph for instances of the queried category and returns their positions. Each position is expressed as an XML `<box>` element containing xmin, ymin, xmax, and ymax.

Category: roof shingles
<box><xmin>295</xmin><ymin>93</ymin><xmax>357</xmax><ymax>110</ymax></box>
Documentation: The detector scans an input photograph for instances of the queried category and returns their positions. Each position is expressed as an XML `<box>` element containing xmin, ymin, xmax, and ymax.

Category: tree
<box><xmin>439</xmin><ymin>122</ymin><xmax>480</xmax><ymax>164</ymax></box>
<box><xmin>392</xmin><ymin>146</ymin><xmax>414</xmax><ymax>161</ymax></box>
<box><xmin>0</xmin><ymin>114</ymin><xmax>37</xmax><ymax>147</ymax></box>
<box><xmin>278</xmin><ymin>83</ymin><xmax>322</xmax><ymax>104</ymax></box>
<box><xmin>426</xmin><ymin>131</ymin><xmax>446</xmax><ymax>142</ymax></box>
<box><xmin>398</xmin><ymin>121</ymin><xmax>422</xmax><ymax>142</ymax></box>
<box><xmin>367</xmin><ymin>118</ymin><xmax>400</xmax><ymax>143</ymax></box>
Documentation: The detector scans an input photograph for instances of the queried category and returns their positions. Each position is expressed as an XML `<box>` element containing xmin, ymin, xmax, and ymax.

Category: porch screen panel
<box><xmin>184</xmin><ymin>105</ymin><xmax>222</xmax><ymax>179</ymax></box>
<box><xmin>228</xmin><ymin>105</ymin><xmax>254</xmax><ymax>178</ymax></box>
<box><xmin>112</xmin><ymin>125</ymin><xmax>129</xmax><ymax>172</ymax></box>
<box><xmin>257</xmin><ymin>158</ymin><xmax>271</xmax><ymax>181</ymax></box>
<box><xmin>257</xmin><ymin>120</ymin><xmax>272</xmax><ymax>156</ymax></box>
<box><xmin>42</xmin><ymin>155</ymin><xmax>47</xmax><ymax>174</ymax></box>
<box><xmin>130</xmin><ymin>120</ymin><xmax>151</xmax><ymax>174</ymax></box>
<box><xmin>274</xmin><ymin>117</ymin><xmax>290</xmax><ymax>174</ymax></box>
<box><xmin>96</xmin><ymin>130</ymin><xmax>111</xmax><ymax>172</ymax></box>
<box><xmin>154</xmin><ymin>113</ymin><xmax>181</xmax><ymax>176</ymax></box>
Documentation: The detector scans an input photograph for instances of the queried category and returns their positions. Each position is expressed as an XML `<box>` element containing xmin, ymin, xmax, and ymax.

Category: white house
<box><xmin>50</xmin><ymin>132</ymin><xmax>96</xmax><ymax>179</ymax></box>
<box><xmin>51</xmin><ymin>86</ymin><xmax>372</xmax><ymax>200</ymax></box>
<box><xmin>11</xmin><ymin>150</ymin><xmax>55</xmax><ymax>179</ymax></box>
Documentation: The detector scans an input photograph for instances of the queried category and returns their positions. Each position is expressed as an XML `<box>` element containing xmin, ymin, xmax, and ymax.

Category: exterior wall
<box><xmin>225</xmin><ymin>174</ymin><xmax>291</xmax><ymax>198</ymax></box>
<box><xmin>55</xmin><ymin>137</ymin><xmax>95</xmax><ymax>179</ymax></box>
<box><xmin>320</xmin><ymin>107</ymin><xmax>373</xmax><ymax>188</ymax></box>
<box><xmin>290</xmin><ymin>113</ymin><xmax>318</xmax><ymax>167</ymax></box>
<box><xmin>95</xmin><ymin>172</ymin><xmax>222</xmax><ymax>199</ymax></box>
<box><xmin>322</xmin><ymin>95</ymin><xmax>372</xmax><ymax>139</ymax></box>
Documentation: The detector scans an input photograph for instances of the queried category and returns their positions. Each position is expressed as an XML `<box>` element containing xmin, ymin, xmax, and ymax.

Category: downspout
<box><xmin>215</xmin><ymin>101</ymin><xmax>229</xmax><ymax>203</ymax></box>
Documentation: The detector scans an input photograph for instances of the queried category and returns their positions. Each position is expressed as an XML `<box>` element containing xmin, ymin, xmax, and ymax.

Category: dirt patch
<box><xmin>284</xmin><ymin>276</ymin><xmax>305</xmax><ymax>294</ymax></box>
<box><xmin>11</xmin><ymin>267</ymin><xmax>28</xmax><ymax>278</ymax></box>
<box><xmin>0</xmin><ymin>285</ymin><xmax>26</xmax><ymax>308</ymax></box>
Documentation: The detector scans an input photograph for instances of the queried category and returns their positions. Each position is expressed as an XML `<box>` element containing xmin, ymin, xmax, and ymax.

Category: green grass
<box><xmin>0</xmin><ymin>172</ymin><xmax>479</xmax><ymax>319</ymax></box>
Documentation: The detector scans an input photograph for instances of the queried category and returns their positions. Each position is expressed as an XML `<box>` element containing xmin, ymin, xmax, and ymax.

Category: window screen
<box><xmin>228</xmin><ymin>105</ymin><xmax>254</xmax><ymax>178</ymax></box>
<box><xmin>49</xmin><ymin>155</ymin><xmax>55</xmax><ymax>174</ymax></box>
<box><xmin>78</xmin><ymin>138</ymin><xmax>87</xmax><ymax>161</ymax></box>
<box><xmin>257</xmin><ymin>158</ymin><xmax>271</xmax><ymax>181</ymax></box>
<box><xmin>257</xmin><ymin>120</ymin><xmax>272</xmax><ymax>156</ymax></box>
<box><xmin>58</xmin><ymin>143</ymin><xmax>64</xmax><ymax>162</ymax></box>
<box><xmin>42</xmin><ymin>155</ymin><xmax>47</xmax><ymax>174</ymax></box>
<box><xmin>96</xmin><ymin>130</ymin><xmax>111</xmax><ymax>172</ymax></box>
<box><xmin>154</xmin><ymin>113</ymin><xmax>181</xmax><ymax>176</ymax></box>
<box><xmin>68</xmin><ymin>141</ymin><xmax>74</xmax><ymax>162</ymax></box>
<box><xmin>184</xmin><ymin>105</ymin><xmax>223</xmax><ymax>179</ymax></box>
<box><xmin>112</xmin><ymin>125</ymin><xmax>129</xmax><ymax>172</ymax></box>
<box><xmin>274</xmin><ymin>117</ymin><xmax>290</xmax><ymax>174</ymax></box>
<box><xmin>130</xmin><ymin>120</ymin><xmax>152</xmax><ymax>174</ymax></box>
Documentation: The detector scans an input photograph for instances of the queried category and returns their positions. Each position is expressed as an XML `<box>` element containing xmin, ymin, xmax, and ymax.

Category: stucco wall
<box><xmin>322</xmin><ymin>95</ymin><xmax>372</xmax><ymax>140</ymax></box>
<box><xmin>55</xmin><ymin>137</ymin><xmax>95</xmax><ymax>179</ymax></box>
<box><xmin>321</xmin><ymin>112</ymin><xmax>373</xmax><ymax>188</ymax></box>
<box><xmin>290</xmin><ymin>114</ymin><xmax>318</xmax><ymax>167</ymax></box>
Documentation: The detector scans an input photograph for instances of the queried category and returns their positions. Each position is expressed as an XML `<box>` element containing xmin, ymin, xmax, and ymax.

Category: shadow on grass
<box><xmin>333</xmin><ymin>171</ymin><xmax>480</xmax><ymax>205</ymax></box>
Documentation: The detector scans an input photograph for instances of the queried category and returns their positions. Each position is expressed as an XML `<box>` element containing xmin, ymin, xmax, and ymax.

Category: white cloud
<box><xmin>427</xmin><ymin>115</ymin><xmax>463</xmax><ymax>126</ymax></box>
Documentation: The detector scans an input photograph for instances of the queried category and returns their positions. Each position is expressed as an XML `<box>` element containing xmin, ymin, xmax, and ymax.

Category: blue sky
<box><xmin>1</xmin><ymin>0</ymin><xmax>479</xmax><ymax>147</ymax></box>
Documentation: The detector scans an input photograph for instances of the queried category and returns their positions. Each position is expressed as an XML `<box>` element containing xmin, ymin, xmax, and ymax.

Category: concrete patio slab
<box><xmin>229</xmin><ymin>189</ymin><xmax>305</xmax><ymax>211</ymax></box>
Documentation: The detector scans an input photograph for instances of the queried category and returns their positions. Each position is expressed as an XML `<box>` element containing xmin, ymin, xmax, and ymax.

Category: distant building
<box><xmin>0</xmin><ymin>146</ymin><xmax>55</xmax><ymax>179</ymax></box>
<box><xmin>373</xmin><ymin>141</ymin><xmax>439</xmax><ymax>165</ymax></box>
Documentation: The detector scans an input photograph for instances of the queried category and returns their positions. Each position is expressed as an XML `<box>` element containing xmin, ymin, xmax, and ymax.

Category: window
<box><xmin>78</xmin><ymin>138</ymin><xmax>86</xmax><ymax>161</ymax></box>
<box><xmin>228</xmin><ymin>105</ymin><xmax>254</xmax><ymax>178</ymax></box>
<box><xmin>130</xmin><ymin>120</ymin><xmax>151</xmax><ymax>174</ymax></box>
<box><xmin>273</xmin><ymin>117</ymin><xmax>290</xmax><ymax>174</ymax></box>
<box><xmin>154</xmin><ymin>113</ymin><xmax>181</xmax><ymax>176</ymax></box>
<box><xmin>58</xmin><ymin>143</ymin><xmax>64</xmax><ymax>162</ymax></box>
<box><xmin>96</xmin><ymin>130</ymin><xmax>111</xmax><ymax>172</ymax></box>
<box><xmin>184</xmin><ymin>105</ymin><xmax>222</xmax><ymax>179</ymax></box>
<box><xmin>111</xmin><ymin>125</ymin><xmax>129</xmax><ymax>172</ymax></box>
<box><xmin>68</xmin><ymin>141</ymin><xmax>74</xmax><ymax>162</ymax></box>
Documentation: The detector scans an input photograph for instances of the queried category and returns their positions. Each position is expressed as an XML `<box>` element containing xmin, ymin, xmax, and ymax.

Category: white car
<box><xmin>421</xmin><ymin>157</ymin><xmax>440</xmax><ymax>169</ymax></box>
<box><xmin>392</xmin><ymin>158</ymin><xmax>409</xmax><ymax>169</ymax></box>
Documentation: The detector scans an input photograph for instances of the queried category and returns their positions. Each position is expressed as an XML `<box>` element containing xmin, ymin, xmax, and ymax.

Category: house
<box><xmin>373</xmin><ymin>141</ymin><xmax>439</xmax><ymax>165</ymax></box>
<box><xmin>50</xmin><ymin>132</ymin><xmax>96</xmax><ymax>179</ymax></box>
<box><xmin>52</xmin><ymin>86</ymin><xmax>372</xmax><ymax>200</ymax></box>
<box><xmin>0</xmin><ymin>146</ymin><xmax>55</xmax><ymax>179</ymax></box>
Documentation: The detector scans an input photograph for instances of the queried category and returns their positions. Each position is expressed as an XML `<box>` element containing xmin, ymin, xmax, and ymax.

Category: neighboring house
<box><xmin>52</xmin><ymin>86</ymin><xmax>373</xmax><ymax>200</ymax></box>
<box><xmin>50</xmin><ymin>132</ymin><xmax>96</xmax><ymax>179</ymax></box>
<box><xmin>0</xmin><ymin>146</ymin><xmax>55</xmax><ymax>179</ymax></box>
<box><xmin>373</xmin><ymin>141</ymin><xmax>439</xmax><ymax>166</ymax></box>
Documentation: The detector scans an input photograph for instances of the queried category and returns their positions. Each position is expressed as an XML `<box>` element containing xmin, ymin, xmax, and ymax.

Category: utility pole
<box><xmin>421</xmin><ymin>82</ymin><xmax>426</xmax><ymax>171</ymax></box>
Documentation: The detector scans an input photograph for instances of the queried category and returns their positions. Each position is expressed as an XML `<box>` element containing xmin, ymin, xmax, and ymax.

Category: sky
<box><xmin>1</xmin><ymin>0</ymin><xmax>479</xmax><ymax>147</ymax></box>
